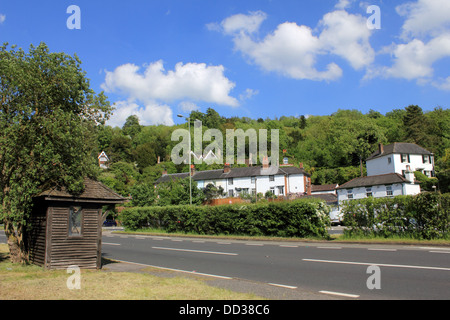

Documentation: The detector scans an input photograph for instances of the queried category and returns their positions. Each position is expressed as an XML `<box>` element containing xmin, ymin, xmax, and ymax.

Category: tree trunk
<box><xmin>3</xmin><ymin>219</ymin><xmax>29</xmax><ymax>264</ymax></box>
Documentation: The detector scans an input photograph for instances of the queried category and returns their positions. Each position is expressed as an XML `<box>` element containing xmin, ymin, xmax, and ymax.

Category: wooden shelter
<box><xmin>25</xmin><ymin>178</ymin><xmax>126</xmax><ymax>269</ymax></box>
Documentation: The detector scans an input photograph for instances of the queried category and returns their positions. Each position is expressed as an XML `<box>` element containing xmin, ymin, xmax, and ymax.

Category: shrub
<box><xmin>120</xmin><ymin>198</ymin><xmax>331</xmax><ymax>239</ymax></box>
<box><xmin>341</xmin><ymin>193</ymin><xmax>450</xmax><ymax>240</ymax></box>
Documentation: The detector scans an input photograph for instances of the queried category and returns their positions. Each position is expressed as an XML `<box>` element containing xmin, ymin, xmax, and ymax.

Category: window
<box><xmin>269</xmin><ymin>175</ymin><xmax>275</xmax><ymax>182</ymax></box>
<box><xmin>347</xmin><ymin>189</ymin><xmax>353</xmax><ymax>199</ymax></box>
<box><xmin>401</xmin><ymin>154</ymin><xmax>410</xmax><ymax>163</ymax></box>
<box><xmin>69</xmin><ymin>206</ymin><xmax>82</xmax><ymax>237</ymax></box>
<box><xmin>228</xmin><ymin>190</ymin><xmax>234</xmax><ymax>197</ymax></box>
<box><xmin>388</xmin><ymin>157</ymin><xmax>391</xmax><ymax>164</ymax></box>
<box><xmin>386</xmin><ymin>185</ymin><xmax>393</xmax><ymax>197</ymax></box>
<box><xmin>228</xmin><ymin>178</ymin><xmax>233</xmax><ymax>185</ymax></box>
<box><xmin>422</xmin><ymin>155</ymin><xmax>431</xmax><ymax>164</ymax></box>
<box><xmin>251</xmin><ymin>176</ymin><xmax>256</xmax><ymax>184</ymax></box>
<box><xmin>278</xmin><ymin>186</ymin><xmax>284</xmax><ymax>195</ymax></box>
<box><xmin>270</xmin><ymin>187</ymin><xmax>275</xmax><ymax>194</ymax></box>
<box><xmin>366</xmin><ymin>187</ymin><xmax>373</xmax><ymax>198</ymax></box>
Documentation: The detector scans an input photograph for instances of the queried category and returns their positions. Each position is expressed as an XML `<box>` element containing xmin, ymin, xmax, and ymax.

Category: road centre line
<box><xmin>317</xmin><ymin>247</ymin><xmax>342</xmax><ymax>249</ymax></box>
<box><xmin>368</xmin><ymin>248</ymin><xmax>397</xmax><ymax>252</ymax></box>
<box><xmin>103</xmin><ymin>242</ymin><xmax>121</xmax><ymax>246</ymax></box>
<box><xmin>429</xmin><ymin>251</ymin><xmax>450</xmax><ymax>254</ymax></box>
<box><xmin>152</xmin><ymin>246</ymin><xmax>238</xmax><ymax>256</ymax></box>
<box><xmin>303</xmin><ymin>258</ymin><xmax>450</xmax><ymax>271</ymax></box>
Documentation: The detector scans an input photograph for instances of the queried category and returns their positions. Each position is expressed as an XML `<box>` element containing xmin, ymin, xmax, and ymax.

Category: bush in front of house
<box><xmin>341</xmin><ymin>192</ymin><xmax>450</xmax><ymax>240</ymax></box>
<box><xmin>120</xmin><ymin>198</ymin><xmax>331</xmax><ymax>239</ymax></box>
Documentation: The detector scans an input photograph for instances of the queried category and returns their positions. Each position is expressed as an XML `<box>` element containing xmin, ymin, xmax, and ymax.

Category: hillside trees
<box><xmin>96</xmin><ymin>106</ymin><xmax>449</xmax><ymax>193</ymax></box>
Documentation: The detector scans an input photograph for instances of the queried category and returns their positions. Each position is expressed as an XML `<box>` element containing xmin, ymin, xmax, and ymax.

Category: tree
<box><xmin>122</xmin><ymin>115</ymin><xmax>141</xmax><ymax>139</ymax></box>
<box><xmin>0</xmin><ymin>43</ymin><xmax>112</xmax><ymax>263</ymax></box>
<box><xmin>403</xmin><ymin>105</ymin><xmax>429</xmax><ymax>146</ymax></box>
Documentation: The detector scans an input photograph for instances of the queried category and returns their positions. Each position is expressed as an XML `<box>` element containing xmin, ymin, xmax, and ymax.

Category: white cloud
<box><xmin>383</xmin><ymin>35</ymin><xmax>450</xmax><ymax>80</ymax></box>
<box><xmin>212</xmin><ymin>10</ymin><xmax>374</xmax><ymax>81</ymax></box>
<box><xmin>335</xmin><ymin>0</ymin><xmax>355</xmax><ymax>9</ymax></box>
<box><xmin>397</xmin><ymin>0</ymin><xmax>450</xmax><ymax>40</ymax></box>
<box><xmin>319</xmin><ymin>10</ymin><xmax>375</xmax><ymax>70</ymax></box>
<box><xmin>102</xmin><ymin>60</ymin><xmax>239</xmax><ymax>107</ymax></box>
<box><xmin>178</xmin><ymin>101</ymin><xmax>200</xmax><ymax>113</ymax></box>
<box><xmin>0</xmin><ymin>14</ymin><xmax>6</xmax><ymax>24</ymax></box>
<box><xmin>107</xmin><ymin>100</ymin><xmax>174</xmax><ymax>127</ymax></box>
<box><xmin>239</xmin><ymin>88</ymin><xmax>259</xmax><ymax>101</ymax></box>
<box><xmin>369</xmin><ymin>0</ymin><xmax>450</xmax><ymax>88</ymax></box>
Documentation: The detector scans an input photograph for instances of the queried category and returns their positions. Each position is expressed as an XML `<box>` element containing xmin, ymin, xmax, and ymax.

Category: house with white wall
<box><xmin>366</xmin><ymin>143</ymin><xmax>434</xmax><ymax>178</ymax></box>
<box><xmin>337</xmin><ymin>142</ymin><xmax>428</xmax><ymax>204</ymax></box>
<box><xmin>156</xmin><ymin>161</ymin><xmax>311</xmax><ymax>198</ymax></box>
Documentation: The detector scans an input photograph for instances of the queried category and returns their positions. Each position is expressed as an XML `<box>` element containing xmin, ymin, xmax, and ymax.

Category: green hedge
<box><xmin>120</xmin><ymin>199</ymin><xmax>331</xmax><ymax>239</ymax></box>
<box><xmin>341</xmin><ymin>193</ymin><xmax>450</xmax><ymax>240</ymax></box>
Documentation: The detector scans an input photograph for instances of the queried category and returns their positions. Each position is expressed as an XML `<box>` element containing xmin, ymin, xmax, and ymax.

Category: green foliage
<box><xmin>341</xmin><ymin>193</ymin><xmax>450</xmax><ymax>240</ymax></box>
<box><xmin>0</xmin><ymin>42</ymin><xmax>112</xmax><ymax>262</ymax></box>
<box><xmin>120</xmin><ymin>198</ymin><xmax>331</xmax><ymax>239</ymax></box>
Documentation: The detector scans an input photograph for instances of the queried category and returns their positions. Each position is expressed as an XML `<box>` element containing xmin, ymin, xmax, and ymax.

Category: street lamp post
<box><xmin>177</xmin><ymin>114</ymin><xmax>192</xmax><ymax>205</ymax></box>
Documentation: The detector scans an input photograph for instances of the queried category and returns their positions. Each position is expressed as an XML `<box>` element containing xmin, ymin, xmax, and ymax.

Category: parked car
<box><xmin>329</xmin><ymin>207</ymin><xmax>344</xmax><ymax>226</ymax></box>
<box><xmin>103</xmin><ymin>219</ymin><xmax>117</xmax><ymax>227</ymax></box>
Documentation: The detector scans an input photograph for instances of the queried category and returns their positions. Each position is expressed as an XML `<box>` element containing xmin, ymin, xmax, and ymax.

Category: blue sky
<box><xmin>1</xmin><ymin>0</ymin><xmax>449</xmax><ymax>127</ymax></box>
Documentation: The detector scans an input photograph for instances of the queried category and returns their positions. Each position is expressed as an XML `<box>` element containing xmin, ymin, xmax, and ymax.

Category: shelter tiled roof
<box><xmin>36</xmin><ymin>178</ymin><xmax>126</xmax><ymax>204</ymax></box>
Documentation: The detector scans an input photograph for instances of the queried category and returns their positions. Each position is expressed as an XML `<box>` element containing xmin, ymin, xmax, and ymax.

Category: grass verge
<box><xmin>0</xmin><ymin>244</ymin><xmax>262</xmax><ymax>300</ymax></box>
<box><xmin>115</xmin><ymin>227</ymin><xmax>450</xmax><ymax>246</ymax></box>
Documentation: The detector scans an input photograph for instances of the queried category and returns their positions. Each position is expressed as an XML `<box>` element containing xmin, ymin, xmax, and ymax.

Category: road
<box><xmin>1</xmin><ymin>229</ymin><xmax>449</xmax><ymax>300</ymax></box>
<box><xmin>100</xmin><ymin>231</ymin><xmax>450</xmax><ymax>300</ymax></box>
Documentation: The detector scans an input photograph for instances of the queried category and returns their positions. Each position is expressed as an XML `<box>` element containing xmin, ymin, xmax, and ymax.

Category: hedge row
<box><xmin>120</xmin><ymin>199</ymin><xmax>331</xmax><ymax>239</ymax></box>
<box><xmin>341</xmin><ymin>193</ymin><xmax>450</xmax><ymax>240</ymax></box>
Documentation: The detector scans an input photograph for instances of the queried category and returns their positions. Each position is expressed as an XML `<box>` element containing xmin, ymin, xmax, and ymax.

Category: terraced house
<box><xmin>156</xmin><ymin>160</ymin><xmax>312</xmax><ymax>198</ymax></box>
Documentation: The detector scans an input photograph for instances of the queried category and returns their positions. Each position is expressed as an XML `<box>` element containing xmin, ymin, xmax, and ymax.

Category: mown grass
<box><xmin>0</xmin><ymin>244</ymin><xmax>262</xmax><ymax>300</ymax></box>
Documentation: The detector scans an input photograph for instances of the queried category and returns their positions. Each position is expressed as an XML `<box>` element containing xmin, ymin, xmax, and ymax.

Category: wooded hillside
<box><xmin>95</xmin><ymin>105</ymin><xmax>450</xmax><ymax>195</ymax></box>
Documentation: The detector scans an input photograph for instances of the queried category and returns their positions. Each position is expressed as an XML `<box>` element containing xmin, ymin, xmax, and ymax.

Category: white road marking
<box><xmin>103</xmin><ymin>242</ymin><xmax>121</xmax><ymax>246</ymax></box>
<box><xmin>152</xmin><ymin>246</ymin><xmax>238</xmax><ymax>256</ymax></box>
<box><xmin>268</xmin><ymin>283</ymin><xmax>298</xmax><ymax>289</ymax></box>
<box><xmin>317</xmin><ymin>247</ymin><xmax>342</xmax><ymax>249</ymax></box>
<box><xmin>303</xmin><ymin>258</ymin><xmax>450</xmax><ymax>271</ymax></box>
<box><xmin>319</xmin><ymin>290</ymin><xmax>360</xmax><ymax>298</ymax></box>
<box><xmin>429</xmin><ymin>251</ymin><xmax>450</xmax><ymax>254</ymax></box>
<box><xmin>246</xmin><ymin>243</ymin><xmax>264</xmax><ymax>246</ymax></box>
<box><xmin>368</xmin><ymin>248</ymin><xmax>397</xmax><ymax>252</ymax></box>
<box><xmin>111</xmin><ymin>259</ymin><xmax>233</xmax><ymax>280</ymax></box>
<box><xmin>279</xmin><ymin>245</ymin><xmax>298</xmax><ymax>248</ymax></box>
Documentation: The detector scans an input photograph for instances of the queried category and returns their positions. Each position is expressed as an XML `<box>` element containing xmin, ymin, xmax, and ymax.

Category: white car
<box><xmin>329</xmin><ymin>207</ymin><xmax>344</xmax><ymax>226</ymax></box>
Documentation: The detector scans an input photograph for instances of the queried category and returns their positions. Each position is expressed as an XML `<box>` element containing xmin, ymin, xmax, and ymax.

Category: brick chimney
<box><xmin>299</xmin><ymin>162</ymin><xmax>304</xmax><ymax>169</ymax></box>
<box><xmin>162</xmin><ymin>169</ymin><xmax>168</xmax><ymax>176</ymax></box>
<box><xmin>379</xmin><ymin>143</ymin><xmax>384</xmax><ymax>155</ymax></box>
<box><xmin>262</xmin><ymin>156</ymin><xmax>269</xmax><ymax>169</ymax></box>
<box><xmin>224</xmin><ymin>163</ymin><xmax>231</xmax><ymax>174</ymax></box>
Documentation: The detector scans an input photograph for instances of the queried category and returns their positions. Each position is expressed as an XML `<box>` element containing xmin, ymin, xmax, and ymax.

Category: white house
<box><xmin>156</xmin><ymin>161</ymin><xmax>311</xmax><ymax>198</ymax></box>
<box><xmin>366</xmin><ymin>143</ymin><xmax>434</xmax><ymax>178</ymax></box>
<box><xmin>336</xmin><ymin>171</ymin><xmax>421</xmax><ymax>202</ymax></box>
<box><xmin>98</xmin><ymin>151</ymin><xmax>109</xmax><ymax>169</ymax></box>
